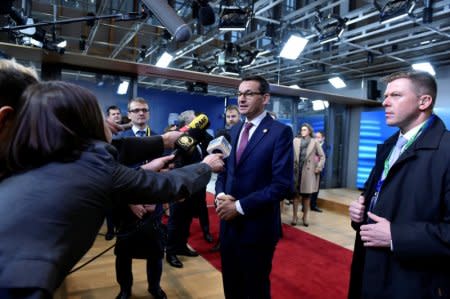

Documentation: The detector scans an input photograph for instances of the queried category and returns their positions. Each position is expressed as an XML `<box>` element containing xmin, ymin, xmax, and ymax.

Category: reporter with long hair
<box><xmin>0</xmin><ymin>81</ymin><xmax>223</xmax><ymax>299</ymax></box>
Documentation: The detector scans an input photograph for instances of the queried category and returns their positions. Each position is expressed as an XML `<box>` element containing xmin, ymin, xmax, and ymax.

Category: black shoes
<box><xmin>203</xmin><ymin>232</ymin><xmax>213</xmax><ymax>243</ymax></box>
<box><xmin>104</xmin><ymin>231</ymin><xmax>114</xmax><ymax>241</ymax></box>
<box><xmin>115</xmin><ymin>290</ymin><xmax>131</xmax><ymax>299</ymax></box>
<box><xmin>210</xmin><ymin>242</ymin><xmax>220</xmax><ymax>252</ymax></box>
<box><xmin>311</xmin><ymin>207</ymin><xmax>323</xmax><ymax>213</ymax></box>
<box><xmin>166</xmin><ymin>254</ymin><xmax>183</xmax><ymax>268</ymax></box>
<box><xmin>149</xmin><ymin>287</ymin><xmax>167</xmax><ymax>299</ymax></box>
<box><xmin>175</xmin><ymin>246</ymin><xmax>199</xmax><ymax>257</ymax></box>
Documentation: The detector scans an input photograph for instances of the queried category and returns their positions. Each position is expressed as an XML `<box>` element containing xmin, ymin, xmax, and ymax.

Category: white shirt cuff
<box><xmin>235</xmin><ymin>200</ymin><xmax>244</xmax><ymax>215</ymax></box>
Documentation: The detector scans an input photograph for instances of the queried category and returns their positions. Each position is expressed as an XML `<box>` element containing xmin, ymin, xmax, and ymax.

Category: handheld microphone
<box><xmin>171</xmin><ymin>114</ymin><xmax>210</xmax><ymax>165</ymax></box>
<box><xmin>179</xmin><ymin>114</ymin><xmax>209</xmax><ymax>133</ymax></box>
<box><xmin>207</xmin><ymin>135</ymin><xmax>232</xmax><ymax>158</ymax></box>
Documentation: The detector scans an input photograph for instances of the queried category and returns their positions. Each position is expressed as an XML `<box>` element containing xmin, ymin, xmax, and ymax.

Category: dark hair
<box><xmin>0</xmin><ymin>68</ymin><xmax>38</xmax><ymax>110</ymax></box>
<box><xmin>241</xmin><ymin>75</ymin><xmax>270</xmax><ymax>94</ymax></box>
<box><xmin>7</xmin><ymin>81</ymin><xmax>108</xmax><ymax>172</ymax></box>
<box><xmin>298</xmin><ymin>123</ymin><xmax>314</xmax><ymax>138</ymax></box>
<box><xmin>382</xmin><ymin>71</ymin><xmax>437</xmax><ymax>108</ymax></box>
<box><xmin>106</xmin><ymin>105</ymin><xmax>121</xmax><ymax>115</ymax></box>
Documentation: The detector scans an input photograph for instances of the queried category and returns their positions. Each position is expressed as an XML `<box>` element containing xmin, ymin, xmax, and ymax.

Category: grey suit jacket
<box><xmin>0</xmin><ymin>141</ymin><xmax>211</xmax><ymax>293</ymax></box>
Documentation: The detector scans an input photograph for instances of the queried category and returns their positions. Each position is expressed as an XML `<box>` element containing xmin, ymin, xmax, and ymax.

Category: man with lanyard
<box><xmin>348</xmin><ymin>71</ymin><xmax>450</xmax><ymax>299</ymax></box>
<box><xmin>114</xmin><ymin>97</ymin><xmax>166</xmax><ymax>299</ymax></box>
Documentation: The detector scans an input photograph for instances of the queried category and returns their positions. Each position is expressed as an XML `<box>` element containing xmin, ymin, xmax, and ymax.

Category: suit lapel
<box><xmin>237</xmin><ymin>115</ymin><xmax>273</xmax><ymax>166</ymax></box>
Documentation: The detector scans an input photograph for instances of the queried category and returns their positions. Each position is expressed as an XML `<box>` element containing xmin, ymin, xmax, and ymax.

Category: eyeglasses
<box><xmin>235</xmin><ymin>91</ymin><xmax>264</xmax><ymax>98</ymax></box>
<box><xmin>129</xmin><ymin>108</ymin><xmax>149</xmax><ymax>113</ymax></box>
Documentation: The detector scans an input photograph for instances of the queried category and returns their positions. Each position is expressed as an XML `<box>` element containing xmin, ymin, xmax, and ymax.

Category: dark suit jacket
<box><xmin>215</xmin><ymin>114</ymin><xmax>293</xmax><ymax>245</ymax></box>
<box><xmin>0</xmin><ymin>142</ymin><xmax>212</xmax><ymax>293</ymax></box>
<box><xmin>349</xmin><ymin>116</ymin><xmax>450</xmax><ymax>299</ymax></box>
<box><xmin>112</xmin><ymin>135</ymin><xmax>164</xmax><ymax>165</ymax></box>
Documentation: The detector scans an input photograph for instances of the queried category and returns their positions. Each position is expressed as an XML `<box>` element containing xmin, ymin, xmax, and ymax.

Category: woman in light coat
<box><xmin>292</xmin><ymin>123</ymin><xmax>325</xmax><ymax>226</ymax></box>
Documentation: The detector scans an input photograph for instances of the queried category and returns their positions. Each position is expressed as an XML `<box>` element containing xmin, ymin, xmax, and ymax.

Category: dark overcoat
<box><xmin>348</xmin><ymin>116</ymin><xmax>450</xmax><ymax>299</ymax></box>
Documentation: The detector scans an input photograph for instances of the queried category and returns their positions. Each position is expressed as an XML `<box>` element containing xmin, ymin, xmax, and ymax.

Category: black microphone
<box><xmin>171</xmin><ymin>114</ymin><xmax>209</xmax><ymax>165</ymax></box>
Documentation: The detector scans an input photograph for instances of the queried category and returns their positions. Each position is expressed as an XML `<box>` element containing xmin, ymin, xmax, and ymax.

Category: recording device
<box><xmin>171</xmin><ymin>114</ymin><xmax>209</xmax><ymax>164</ymax></box>
<box><xmin>178</xmin><ymin>113</ymin><xmax>209</xmax><ymax>133</ymax></box>
<box><xmin>207</xmin><ymin>135</ymin><xmax>232</xmax><ymax>158</ymax></box>
<box><xmin>141</xmin><ymin>0</ymin><xmax>192</xmax><ymax>42</ymax></box>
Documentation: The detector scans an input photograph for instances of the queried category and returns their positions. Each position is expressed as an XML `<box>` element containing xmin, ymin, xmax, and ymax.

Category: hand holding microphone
<box><xmin>172</xmin><ymin>114</ymin><xmax>209</xmax><ymax>161</ymax></box>
<box><xmin>202</xmin><ymin>153</ymin><xmax>224</xmax><ymax>173</ymax></box>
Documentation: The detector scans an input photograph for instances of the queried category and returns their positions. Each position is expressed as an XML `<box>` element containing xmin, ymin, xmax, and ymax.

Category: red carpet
<box><xmin>188</xmin><ymin>193</ymin><xmax>352</xmax><ymax>299</ymax></box>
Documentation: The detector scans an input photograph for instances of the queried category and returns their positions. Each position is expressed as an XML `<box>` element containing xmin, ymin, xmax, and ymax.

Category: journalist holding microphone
<box><xmin>0</xmin><ymin>70</ymin><xmax>224</xmax><ymax>299</ymax></box>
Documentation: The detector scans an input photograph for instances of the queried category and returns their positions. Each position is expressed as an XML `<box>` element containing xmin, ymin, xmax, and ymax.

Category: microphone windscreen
<box><xmin>198</xmin><ymin>4</ymin><xmax>215</xmax><ymax>26</ymax></box>
<box><xmin>207</xmin><ymin>136</ymin><xmax>232</xmax><ymax>158</ymax></box>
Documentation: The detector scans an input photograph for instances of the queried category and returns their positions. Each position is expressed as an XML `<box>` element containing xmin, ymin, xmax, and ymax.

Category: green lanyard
<box><xmin>381</xmin><ymin>121</ymin><xmax>426</xmax><ymax>179</ymax></box>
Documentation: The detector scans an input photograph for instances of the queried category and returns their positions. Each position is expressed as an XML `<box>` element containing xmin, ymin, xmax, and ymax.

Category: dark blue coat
<box><xmin>215</xmin><ymin>114</ymin><xmax>294</xmax><ymax>245</ymax></box>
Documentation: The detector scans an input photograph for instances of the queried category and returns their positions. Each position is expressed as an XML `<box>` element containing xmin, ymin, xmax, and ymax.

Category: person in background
<box><xmin>310</xmin><ymin>131</ymin><xmax>326</xmax><ymax>212</ymax></box>
<box><xmin>113</xmin><ymin>97</ymin><xmax>166</xmax><ymax>299</ymax></box>
<box><xmin>0</xmin><ymin>80</ymin><xmax>224</xmax><ymax>299</ymax></box>
<box><xmin>215</xmin><ymin>76</ymin><xmax>293</xmax><ymax>299</ymax></box>
<box><xmin>348</xmin><ymin>71</ymin><xmax>450</xmax><ymax>299</ymax></box>
<box><xmin>166</xmin><ymin>110</ymin><xmax>214</xmax><ymax>268</ymax></box>
<box><xmin>120</xmin><ymin>97</ymin><xmax>157</xmax><ymax>138</ymax></box>
<box><xmin>107</xmin><ymin>105</ymin><xmax>122</xmax><ymax>124</ymax></box>
<box><xmin>291</xmin><ymin>123</ymin><xmax>325</xmax><ymax>227</ymax></box>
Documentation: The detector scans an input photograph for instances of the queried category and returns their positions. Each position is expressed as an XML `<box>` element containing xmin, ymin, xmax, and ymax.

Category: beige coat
<box><xmin>293</xmin><ymin>137</ymin><xmax>326</xmax><ymax>194</ymax></box>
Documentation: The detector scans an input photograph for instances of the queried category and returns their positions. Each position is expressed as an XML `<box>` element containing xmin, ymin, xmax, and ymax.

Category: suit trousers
<box><xmin>221</xmin><ymin>240</ymin><xmax>276</xmax><ymax>299</ymax></box>
<box><xmin>115</xmin><ymin>255</ymin><xmax>162</xmax><ymax>292</ymax></box>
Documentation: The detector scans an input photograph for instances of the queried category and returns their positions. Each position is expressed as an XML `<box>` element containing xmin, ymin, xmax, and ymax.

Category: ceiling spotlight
<box><xmin>328</xmin><ymin>76</ymin><xmax>346</xmax><ymax>89</ymax></box>
<box><xmin>220</xmin><ymin>63</ymin><xmax>240</xmax><ymax>76</ymax></box>
<box><xmin>218</xmin><ymin>7</ymin><xmax>249</xmax><ymax>31</ymax></box>
<box><xmin>117</xmin><ymin>80</ymin><xmax>130</xmax><ymax>95</ymax></box>
<box><xmin>412</xmin><ymin>62</ymin><xmax>435</xmax><ymax>76</ymax></box>
<box><xmin>374</xmin><ymin>0</ymin><xmax>416</xmax><ymax>24</ymax></box>
<box><xmin>315</xmin><ymin>15</ymin><xmax>347</xmax><ymax>44</ymax></box>
<box><xmin>155</xmin><ymin>51</ymin><xmax>174</xmax><ymax>68</ymax></box>
<box><xmin>279</xmin><ymin>34</ymin><xmax>308</xmax><ymax>60</ymax></box>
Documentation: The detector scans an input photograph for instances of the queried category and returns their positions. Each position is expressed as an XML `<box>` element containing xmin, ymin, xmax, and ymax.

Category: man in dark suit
<box><xmin>348</xmin><ymin>71</ymin><xmax>450</xmax><ymax>299</ymax></box>
<box><xmin>215</xmin><ymin>76</ymin><xmax>294</xmax><ymax>299</ymax></box>
<box><xmin>115</xmin><ymin>97</ymin><xmax>166</xmax><ymax>299</ymax></box>
<box><xmin>166</xmin><ymin>110</ymin><xmax>214</xmax><ymax>268</ymax></box>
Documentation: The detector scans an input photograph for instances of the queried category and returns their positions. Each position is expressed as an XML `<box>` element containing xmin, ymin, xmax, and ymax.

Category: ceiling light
<box><xmin>56</xmin><ymin>38</ymin><xmax>67</xmax><ymax>49</ymax></box>
<box><xmin>315</xmin><ymin>15</ymin><xmax>347</xmax><ymax>45</ymax></box>
<box><xmin>220</xmin><ymin>63</ymin><xmax>240</xmax><ymax>76</ymax></box>
<box><xmin>375</xmin><ymin>0</ymin><xmax>416</xmax><ymax>24</ymax></box>
<box><xmin>155</xmin><ymin>51</ymin><xmax>173</xmax><ymax>68</ymax></box>
<box><xmin>218</xmin><ymin>8</ymin><xmax>249</xmax><ymax>31</ymax></box>
<box><xmin>279</xmin><ymin>35</ymin><xmax>308</xmax><ymax>60</ymax></box>
<box><xmin>117</xmin><ymin>80</ymin><xmax>130</xmax><ymax>95</ymax></box>
<box><xmin>328</xmin><ymin>76</ymin><xmax>346</xmax><ymax>89</ymax></box>
<box><xmin>412</xmin><ymin>62</ymin><xmax>435</xmax><ymax>76</ymax></box>
<box><xmin>312</xmin><ymin>100</ymin><xmax>329</xmax><ymax>111</ymax></box>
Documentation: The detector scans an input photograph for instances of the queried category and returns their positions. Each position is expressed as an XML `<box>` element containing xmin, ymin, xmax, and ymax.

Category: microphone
<box><xmin>171</xmin><ymin>114</ymin><xmax>210</xmax><ymax>165</ymax></box>
<box><xmin>179</xmin><ymin>114</ymin><xmax>209</xmax><ymax>133</ymax></box>
<box><xmin>207</xmin><ymin>135</ymin><xmax>232</xmax><ymax>158</ymax></box>
<box><xmin>141</xmin><ymin>0</ymin><xmax>192</xmax><ymax>42</ymax></box>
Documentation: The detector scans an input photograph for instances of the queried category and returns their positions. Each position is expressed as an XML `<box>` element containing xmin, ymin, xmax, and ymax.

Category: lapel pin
<box><xmin>263</xmin><ymin>129</ymin><xmax>268</xmax><ymax>133</ymax></box>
